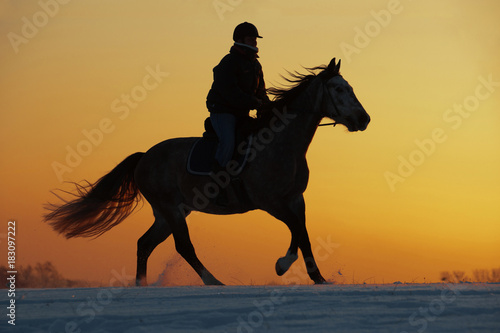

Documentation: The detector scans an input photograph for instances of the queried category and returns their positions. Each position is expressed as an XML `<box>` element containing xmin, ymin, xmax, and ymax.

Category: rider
<box><xmin>206</xmin><ymin>22</ymin><xmax>270</xmax><ymax>170</ymax></box>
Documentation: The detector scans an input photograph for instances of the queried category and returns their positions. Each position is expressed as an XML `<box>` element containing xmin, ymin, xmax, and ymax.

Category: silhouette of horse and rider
<box><xmin>44</xmin><ymin>22</ymin><xmax>370</xmax><ymax>286</ymax></box>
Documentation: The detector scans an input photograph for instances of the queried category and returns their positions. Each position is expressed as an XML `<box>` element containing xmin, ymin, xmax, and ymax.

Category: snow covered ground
<box><xmin>5</xmin><ymin>283</ymin><xmax>499</xmax><ymax>332</ymax></box>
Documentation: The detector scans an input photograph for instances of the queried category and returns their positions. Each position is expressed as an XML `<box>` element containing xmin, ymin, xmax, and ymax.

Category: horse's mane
<box><xmin>267</xmin><ymin>65</ymin><xmax>328</xmax><ymax>107</ymax></box>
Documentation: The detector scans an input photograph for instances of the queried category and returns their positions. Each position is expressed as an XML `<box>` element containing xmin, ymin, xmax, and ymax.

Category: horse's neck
<box><xmin>273</xmin><ymin>79</ymin><xmax>323</xmax><ymax>157</ymax></box>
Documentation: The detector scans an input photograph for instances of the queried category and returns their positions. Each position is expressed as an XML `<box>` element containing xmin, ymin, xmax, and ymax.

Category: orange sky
<box><xmin>1</xmin><ymin>0</ymin><xmax>499</xmax><ymax>286</ymax></box>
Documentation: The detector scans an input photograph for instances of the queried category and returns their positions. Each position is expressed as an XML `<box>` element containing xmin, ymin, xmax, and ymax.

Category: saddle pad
<box><xmin>187</xmin><ymin>135</ymin><xmax>253</xmax><ymax>176</ymax></box>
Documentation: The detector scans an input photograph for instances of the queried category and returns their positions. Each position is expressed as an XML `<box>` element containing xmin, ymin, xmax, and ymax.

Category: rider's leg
<box><xmin>210</xmin><ymin>112</ymin><xmax>236</xmax><ymax>168</ymax></box>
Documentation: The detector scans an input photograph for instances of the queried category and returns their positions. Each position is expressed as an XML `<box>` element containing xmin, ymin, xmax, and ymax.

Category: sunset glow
<box><xmin>1</xmin><ymin>0</ymin><xmax>499</xmax><ymax>286</ymax></box>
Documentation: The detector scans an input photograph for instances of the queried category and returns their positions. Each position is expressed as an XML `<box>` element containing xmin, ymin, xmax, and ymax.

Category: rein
<box><xmin>318</xmin><ymin>80</ymin><xmax>340</xmax><ymax>128</ymax></box>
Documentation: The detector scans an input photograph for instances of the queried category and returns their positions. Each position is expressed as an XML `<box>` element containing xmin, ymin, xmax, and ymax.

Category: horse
<box><xmin>44</xmin><ymin>58</ymin><xmax>370</xmax><ymax>286</ymax></box>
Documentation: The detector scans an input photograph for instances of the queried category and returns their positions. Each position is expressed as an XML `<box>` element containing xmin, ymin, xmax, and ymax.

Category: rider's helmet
<box><xmin>233</xmin><ymin>22</ymin><xmax>263</xmax><ymax>41</ymax></box>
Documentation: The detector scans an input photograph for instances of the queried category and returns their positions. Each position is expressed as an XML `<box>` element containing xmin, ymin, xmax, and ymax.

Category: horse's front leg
<box><xmin>277</xmin><ymin>226</ymin><xmax>326</xmax><ymax>284</ymax></box>
<box><xmin>267</xmin><ymin>195</ymin><xmax>327</xmax><ymax>284</ymax></box>
<box><xmin>297</xmin><ymin>228</ymin><xmax>327</xmax><ymax>284</ymax></box>
<box><xmin>275</xmin><ymin>246</ymin><xmax>299</xmax><ymax>276</ymax></box>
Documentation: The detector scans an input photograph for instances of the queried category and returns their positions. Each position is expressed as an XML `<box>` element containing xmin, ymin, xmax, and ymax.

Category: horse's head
<box><xmin>320</xmin><ymin>58</ymin><xmax>370</xmax><ymax>132</ymax></box>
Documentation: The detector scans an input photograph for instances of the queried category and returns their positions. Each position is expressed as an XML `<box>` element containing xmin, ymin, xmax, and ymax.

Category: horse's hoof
<box><xmin>210</xmin><ymin>280</ymin><xmax>225</xmax><ymax>286</ymax></box>
<box><xmin>275</xmin><ymin>253</ymin><xmax>298</xmax><ymax>276</ymax></box>
<box><xmin>206</xmin><ymin>279</ymin><xmax>225</xmax><ymax>286</ymax></box>
<box><xmin>314</xmin><ymin>280</ymin><xmax>328</xmax><ymax>285</ymax></box>
<box><xmin>313</xmin><ymin>277</ymin><xmax>329</xmax><ymax>285</ymax></box>
<box><xmin>136</xmin><ymin>278</ymin><xmax>147</xmax><ymax>287</ymax></box>
<box><xmin>201</xmin><ymin>270</ymin><xmax>224</xmax><ymax>286</ymax></box>
<box><xmin>275</xmin><ymin>261</ymin><xmax>286</xmax><ymax>276</ymax></box>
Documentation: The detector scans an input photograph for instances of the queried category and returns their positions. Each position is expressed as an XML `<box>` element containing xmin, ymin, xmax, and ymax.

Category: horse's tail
<box><xmin>44</xmin><ymin>152</ymin><xmax>145</xmax><ymax>239</ymax></box>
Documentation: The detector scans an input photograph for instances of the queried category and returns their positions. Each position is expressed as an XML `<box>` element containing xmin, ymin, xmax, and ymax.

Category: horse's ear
<box><xmin>328</xmin><ymin>58</ymin><xmax>336</xmax><ymax>70</ymax></box>
<box><xmin>324</xmin><ymin>57</ymin><xmax>340</xmax><ymax>78</ymax></box>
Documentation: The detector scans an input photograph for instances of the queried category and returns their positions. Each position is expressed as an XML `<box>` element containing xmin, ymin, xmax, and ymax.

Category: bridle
<box><xmin>318</xmin><ymin>79</ymin><xmax>341</xmax><ymax>127</ymax></box>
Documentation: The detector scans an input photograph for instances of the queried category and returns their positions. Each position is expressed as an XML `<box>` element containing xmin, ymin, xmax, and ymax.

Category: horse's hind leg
<box><xmin>159</xmin><ymin>204</ymin><xmax>224</xmax><ymax>286</ymax></box>
<box><xmin>136</xmin><ymin>209</ymin><xmax>172</xmax><ymax>286</ymax></box>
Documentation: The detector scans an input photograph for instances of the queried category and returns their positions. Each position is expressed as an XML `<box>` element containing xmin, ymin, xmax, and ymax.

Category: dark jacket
<box><xmin>206</xmin><ymin>44</ymin><xmax>269</xmax><ymax>117</ymax></box>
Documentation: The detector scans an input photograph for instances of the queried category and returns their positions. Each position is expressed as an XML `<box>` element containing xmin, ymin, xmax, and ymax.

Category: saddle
<box><xmin>187</xmin><ymin>117</ymin><xmax>253</xmax><ymax>176</ymax></box>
